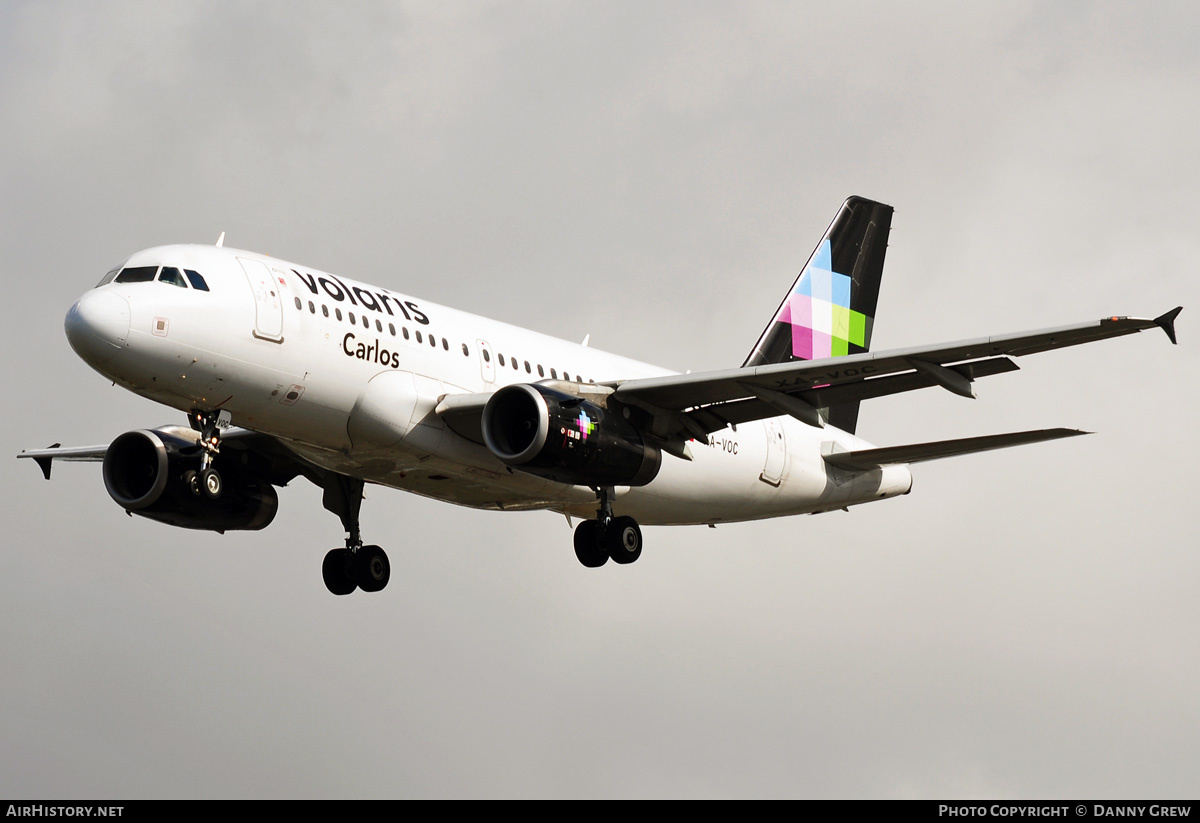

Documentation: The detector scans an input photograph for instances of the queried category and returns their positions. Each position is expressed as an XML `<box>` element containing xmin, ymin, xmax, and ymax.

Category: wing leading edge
<box><xmin>611</xmin><ymin>308</ymin><xmax>1182</xmax><ymax>440</ymax></box>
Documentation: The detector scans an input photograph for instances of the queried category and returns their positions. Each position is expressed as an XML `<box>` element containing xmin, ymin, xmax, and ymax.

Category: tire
<box><xmin>322</xmin><ymin>548</ymin><xmax>357</xmax><ymax>596</ymax></box>
<box><xmin>355</xmin><ymin>544</ymin><xmax>390</xmax><ymax>593</ymax></box>
<box><xmin>183</xmin><ymin>470</ymin><xmax>200</xmax><ymax>496</ymax></box>
<box><xmin>200</xmin><ymin>467</ymin><xmax>222</xmax><ymax>500</ymax></box>
<box><xmin>573</xmin><ymin>520</ymin><xmax>608</xmax><ymax>568</ymax></box>
<box><xmin>607</xmin><ymin>516</ymin><xmax>642</xmax><ymax>564</ymax></box>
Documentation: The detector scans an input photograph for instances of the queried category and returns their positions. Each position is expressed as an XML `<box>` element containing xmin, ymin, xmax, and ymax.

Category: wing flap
<box><xmin>822</xmin><ymin>428</ymin><xmax>1088</xmax><ymax>471</ymax></box>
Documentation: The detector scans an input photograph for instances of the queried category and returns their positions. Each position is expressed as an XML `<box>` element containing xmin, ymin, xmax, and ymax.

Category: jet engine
<box><xmin>481</xmin><ymin>384</ymin><xmax>660</xmax><ymax>487</ymax></box>
<box><xmin>102</xmin><ymin>429</ymin><xmax>278</xmax><ymax>531</ymax></box>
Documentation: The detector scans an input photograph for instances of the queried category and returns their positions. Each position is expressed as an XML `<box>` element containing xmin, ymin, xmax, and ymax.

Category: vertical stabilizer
<box><xmin>743</xmin><ymin>196</ymin><xmax>893</xmax><ymax>433</ymax></box>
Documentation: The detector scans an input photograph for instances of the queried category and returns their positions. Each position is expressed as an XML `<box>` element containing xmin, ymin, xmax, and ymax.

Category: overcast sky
<box><xmin>1</xmin><ymin>0</ymin><xmax>1197</xmax><ymax>799</ymax></box>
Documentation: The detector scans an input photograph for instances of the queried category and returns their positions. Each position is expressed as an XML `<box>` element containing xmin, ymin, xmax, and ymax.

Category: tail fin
<box><xmin>743</xmin><ymin>196</ymin><xmax>893</xmax><ymax>433</ymax></box>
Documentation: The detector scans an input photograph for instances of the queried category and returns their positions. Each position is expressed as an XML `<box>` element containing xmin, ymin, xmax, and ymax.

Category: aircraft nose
<box><xmin>65</xmin><ymin>289</ymin><xmax>131</xmax><ymax>366</ymax></box>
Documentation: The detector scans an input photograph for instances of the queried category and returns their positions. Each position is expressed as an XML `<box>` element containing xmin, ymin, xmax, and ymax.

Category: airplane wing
<box><xmin>18</xmin><ymin>443</ymin><xmax>109</xmax><ymax>479</ymax></box>
<box><xmin>17</xmin><ymin>426</ymin><xmax>310</xmax><ymax>483</ymax></box>
<box><xmin>610</xmin><ymin>308</ymin><xmax>1182</xmax><ymax>441</ymax></box>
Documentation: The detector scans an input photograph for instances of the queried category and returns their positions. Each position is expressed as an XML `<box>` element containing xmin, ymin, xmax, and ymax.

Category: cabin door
<box><xmin>238</xmin><ymin>258</ymin><xmax>284</xmax><ymax>342</ymax></box>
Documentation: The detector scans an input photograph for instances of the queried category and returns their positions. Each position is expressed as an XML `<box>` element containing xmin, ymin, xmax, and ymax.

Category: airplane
<box><xmin>18</xmin><ymin>196</ymin><xmax>1182</xmax><ymax>595</ymax></box>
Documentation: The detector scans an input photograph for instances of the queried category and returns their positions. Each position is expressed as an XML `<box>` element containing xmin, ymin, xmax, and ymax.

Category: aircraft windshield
<box><xmin>96</xmin><ymin>267</ymin><xmax>121</xmax><ymax>287</ymax></box>
<box><xmin>185</xmin><ymin>269</ymin><xmax>209</xmax><ymax>291</ymax></box>
<box><xmin>158</xmin><ymin>267</ymin><xmax>187</xmax><ymax>288</ymax></box>
<box><xmin>113</xmin><ymin>266</ymin><xmax>158</xmax><ymax>283</ymax></box>
<box><xmin>105</xmin><ymin>265</ymin><xmax>210</xmax><ymax>292</ymax></box>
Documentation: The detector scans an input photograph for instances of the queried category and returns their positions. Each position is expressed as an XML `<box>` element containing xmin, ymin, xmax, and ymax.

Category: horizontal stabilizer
<box><xmin>822</xmin><ymin>428</ymin><xmax>1088</xmax><ymax>471</ymax></box>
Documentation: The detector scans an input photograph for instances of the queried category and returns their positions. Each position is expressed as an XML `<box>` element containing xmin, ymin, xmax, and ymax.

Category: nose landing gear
<box><xmin>187</xmin><ymin>409</ymin><xmax>228</xmax><ymax>500</ymax></box>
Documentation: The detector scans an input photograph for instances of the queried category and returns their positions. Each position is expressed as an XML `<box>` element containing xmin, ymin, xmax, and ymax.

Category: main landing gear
<box><xmin>183</xmin><ymin>408</ymin><xmax>225</xmax><ymax>501</ymax></box>
<box><xmin>573</xmin><ymin>486</ymin><xmax>643</xmax><ymax>568</ymax></box>
<box><xmin>322</xmin><ymin>544</ymin><xmax>390</xmax><ymax>596</ymax></box>
<box><xmin>320</xmin><ymin>473</ymin><xmax>391</xmax><ymax>596</ymax></box>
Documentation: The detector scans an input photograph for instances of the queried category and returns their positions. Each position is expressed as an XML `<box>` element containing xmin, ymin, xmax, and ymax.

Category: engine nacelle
<box><xmin>102</xmin><ymin>429</ymin><xmax>278</xmax><ymax>531</ymax></box>
<box><xmin>481</xmin><ymin>384</ymin><xmax>660</xmax><ymax>487</ymax></box>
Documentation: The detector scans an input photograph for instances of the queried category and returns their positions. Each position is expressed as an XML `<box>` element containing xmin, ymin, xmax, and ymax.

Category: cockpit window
<box><xmin>184</xmin><ymin>270</ymin><xmax>209</xmax><ymax>291</ymax></box>
<box><xmin>158</xmin><ymin>267</ymin><xmax>188</xmax><ymax>288</ymax></box>
<box><xmin>114</xmin><ymin>266</ymin><xmax>159</xmax><ymax>283</ymax></box>
<box><xmin>96</xmin><ymin>267</ymin><xmax>121</xmax><ymax>287</ymax></box>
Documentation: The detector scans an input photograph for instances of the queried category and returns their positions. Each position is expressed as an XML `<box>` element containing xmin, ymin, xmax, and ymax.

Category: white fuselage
<box><xmin>69</xmin><ymin>244</ymin><xmax>912</xmax><ymax>525</ymax></box>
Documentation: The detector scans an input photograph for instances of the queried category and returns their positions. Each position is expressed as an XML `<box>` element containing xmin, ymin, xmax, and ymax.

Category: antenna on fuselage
<box><xmin>215</xmin><ymin>232</ymin><xmax>225</xmax><ymax>248</ymax></box>
<box><xmin>581</xmin><ymin>334</ymin><xmax>590</xmax><ymax>347</ymax></box>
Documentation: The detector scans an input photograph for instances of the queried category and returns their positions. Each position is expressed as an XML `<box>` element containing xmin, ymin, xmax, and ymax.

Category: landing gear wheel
<box><xmin>607</xmin><ymin>516</ymin><xmax>642</xmax><ymax>564</ymax></box>
<box><xmin>199</xmin><ymin>467</ymin><xmax>222</xmax><ymax>500</ymax></box>
<box><xmin>322</xmin><ymin>548</ymin><xmax>357</xmax><ymax>596</ymax></box>
<box><xmin>183</xmin><ymin>470</ymin><xmax>200</xmax><ymax>496</ymax></box>
<box><xmin>573</xmin><ymin>520</ymin><xmax>608</xmax><ymax>568</ymax></box>
<box><xmin>355</xmin><ymin>544</ymin><xmax>391</xmax><ymax>593</ymax></box>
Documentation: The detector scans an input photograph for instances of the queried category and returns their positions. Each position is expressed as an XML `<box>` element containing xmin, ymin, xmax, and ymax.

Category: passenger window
<box><xmin>322</xmin><ymin>305</ymin><xmax>329</xmax><ymax>318</ymax></box>
<box><xmin>442</xmin><ymin>338</ymin><xmax>449</xmax><ymax>351</ymax></box>
<box><xmin>309</xmin><ymin>301</ymin><xmax>317</xmax><ymax>313</ymax></box>
<box><xmin>537</xmin><ymin>365</ymin><xmax>544</xmax><ymax>377</ymax></box>
<box><xmin>512</xmin><ymin>357</ymin><xmax>519</xmax><ymax>370</ymax></box>
<box><xmin>524</xmin><ymin>361</ymin><xmax>531</xmax><ymax>373</ymax></box>
<box><xmin>114</xmin><ymin>266</ymin><xmax>158</xmax><ymax>283</ymax></box>
<box><xmin>416</xmin><ymin>330</ymin><xmax>423</xmax><ymax>343</ymax></box>
<box><xmin>350</xmin><ymin>312</ymin><xmax>357</xmax><ymax>324</ymax></box>
<box><xmin>429</xmin><ymin>335</ymin><xmax>436</xmax><ymax>347</ymax></box>
<box><xmin>402</xmin><ymin>327</ymin><xmax>409</xmax><ymax>340</ymax></box>
<box><xmin>336</xmin><ymin>308</ymin><xmax>343</xmax><ymax>321</ymax></box>
<box><xmin>362</xmin><ymin>315</ymin><xmax>369</xmax><ymax>328</ymax></box>
<box><xmin>389</xmin><ymin>323</ymin><xmax>396</xmax><ymax>336</ymax></box>
<box><xmin>294</xmin><ymin>297</ymin><xmax>302</xmax><ymax>310</ymax></box>
<box><xmin>462</xmin><ymin>343</ymin><xmax>469</xmax><ymax>357</ymax></box>
<box><xmin>550</xmin><ymin>368</ymin><xmax>557</xmax><ymax>380</ymax></box>
<box><xmin>184</xmin><ymin>270</ymin><xmax>209</xmax><ymax>291</ymax></box>
<box><xmin>498</xmin><ymin>353</ymin><xmax>505</xmax><ymax>366</ymax></box>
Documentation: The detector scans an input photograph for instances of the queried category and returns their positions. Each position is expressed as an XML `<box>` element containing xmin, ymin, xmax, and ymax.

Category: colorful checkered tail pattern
<box><xmin>742</xmin><ymin>196</ymin><xmax>893</xmax><ymax>435</ymax></box>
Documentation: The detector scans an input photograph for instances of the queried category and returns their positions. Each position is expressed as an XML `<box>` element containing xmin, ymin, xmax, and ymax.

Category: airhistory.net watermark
<box><xmin>5</xmin><ymin>807</ymin><xmax>123</xmax><ymax>817</ymax></box>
